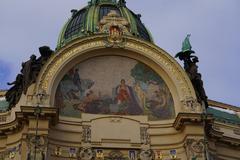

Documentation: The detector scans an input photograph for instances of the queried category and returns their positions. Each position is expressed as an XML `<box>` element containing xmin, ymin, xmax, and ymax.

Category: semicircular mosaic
<box><xmin>55</xmin><ymin>56</ymin><xmax>175</xmax><ymax>120</ymax></box>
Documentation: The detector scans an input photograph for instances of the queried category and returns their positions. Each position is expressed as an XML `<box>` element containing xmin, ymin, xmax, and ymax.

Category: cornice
<box><xmin>173</xmin><ymin>112</ymin><xmax>213</xmax><ymax>130</ymax></box>
<box><xmin>0</xmin><ymin>112</ymin><xmax>24</xmax><ymax>137</ymax></box>
<box><xmin>207</xmin><ymin>121</ymin><xmax>240</xmax><ymax>146</ymax></box>
<box><xmin>0</xmin><ymin>106</ymin><xmax>57</xmax><ymax>137</ymax></box>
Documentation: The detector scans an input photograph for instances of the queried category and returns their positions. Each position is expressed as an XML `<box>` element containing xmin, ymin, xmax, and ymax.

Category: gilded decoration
<box><xmin>99</xmin><ymin>10</ymin><xmax>130</xmax><ymax>40</ymax></box>
<box><xmin>125</xmin><ymin>41</ymin><xmax>193</xmax><ymax>100</ymax></box>
<box><xmin>36</xmin><ymin>36</ymin><xmax>197</xmax><ymax>113</ymax></box>
<box><xmin>98</xmin><ymin>10</ymin><xmax>130</xmax><ymax>47</ymax></box>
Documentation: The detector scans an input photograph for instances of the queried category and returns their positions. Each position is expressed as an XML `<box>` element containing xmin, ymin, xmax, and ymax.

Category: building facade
<box><xmin>0</xmin><ymin>0</ymin><xmax>240</xmax><ymax>160</ymax></box>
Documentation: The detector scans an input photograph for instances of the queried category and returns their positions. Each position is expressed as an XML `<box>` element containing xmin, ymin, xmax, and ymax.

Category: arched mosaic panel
<box><xmin>55</xmin><ymin>56</ymin><xmax>175</xmax><ymax>120</ymax></box>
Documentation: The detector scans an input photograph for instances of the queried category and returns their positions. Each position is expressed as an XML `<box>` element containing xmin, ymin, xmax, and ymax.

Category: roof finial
<box><xmin>182</xmin><ymin>34</ymin><xmax>192</xmax><ymax>52</ymax></box>
<box><xmin>71</xmin><ymin>9</ymin><xmax>78</xmax><ymax>17</ymax></box>
<box><xmin>118</xmin><ymin>0</ymin><xmax>126</xmax><ymax>6</ymax></box>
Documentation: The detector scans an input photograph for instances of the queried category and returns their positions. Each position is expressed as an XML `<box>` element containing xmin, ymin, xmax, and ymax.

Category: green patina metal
<box><xmin>207</xmin><ymin>108</ymin><xmax>240</xmax><ymax>125</ymax></box>
<box><xmin>0</xmin><ymin>99</ymin><xmax>9</xmax><ymax>112</ymax></box>
<box><xmin>57</xmin><ymin>19</ymin><xmax>71</xmax><ymax>49</ymax></box>
<box><xmin>93</xmin><ymin>5</ymin><xmax>100</xmax><ymax>33</ymax></box>
<box><xmin>57</xmin><ymin>0</ymin><xmax>153</xmax><ymax>50</ymax></box>
<box><xmin>182</xmin><ymin>34</ymin><xmax>192</xmax><ymax>52</ymax></box>
<box><xmin>122</xmin><ymin>7</ymin><xmax>138</xmax><ymax>35</ymax></box>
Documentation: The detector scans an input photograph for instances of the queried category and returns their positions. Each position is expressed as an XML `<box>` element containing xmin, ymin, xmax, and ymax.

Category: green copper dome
<box><xmin>57</xmin><ymin>0</ymin><xmax>153</xmax><ymax>49</ymax></box>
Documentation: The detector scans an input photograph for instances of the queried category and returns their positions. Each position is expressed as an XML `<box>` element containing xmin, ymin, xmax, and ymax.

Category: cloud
<box><xmin>0</xmin><ymin>0</ymin><xmax>239</xmax><ymax>106</ymax></box>
<box><xmin>0</xmin><ymin>59</ymin><xmax>11</xmax><ymax>89</ymax></box>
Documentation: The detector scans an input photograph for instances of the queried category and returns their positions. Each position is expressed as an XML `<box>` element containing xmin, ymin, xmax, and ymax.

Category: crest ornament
<box><xmin>139</xmin><ymin>149</ymin><xmax>153</xmax><ymax>160</ymax></box>
<box><xmin>99</xmin><ymin>10</ymin><xmax>130</xmax><ymax>47</ymax></box>
<box><xmin>79</xmin><ymin>148</ymin><xmax>95</xmax><ymax>160</ymax></box>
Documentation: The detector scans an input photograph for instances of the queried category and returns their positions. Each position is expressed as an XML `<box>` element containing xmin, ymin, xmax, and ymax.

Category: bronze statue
<box><xmin>5</xmin><ymin>74</ymin><xmax>24</xmax><ymax>110</ymax></box>
<box><xmin>21</xmin><ymin>55</ymin><xmax>37</xmax><ymax>94</ymax></box>
<box><xmin>5</xmin><ymin>46</ymin><xmax>54</xmax><ymax>110</ymax></box>
<box><xmin>21</xmin><ymin>46</ymin><xmax>53</xmax><ymax>94</ymax></box>
<box><xmin>175</xmin><ymin>35</ymin><xmax>208</xmax><ymax>108</ymax></box>
<box><xmin>31</xmin><ymin>46</ymin><xmax>54</xmax><ymax>83</ymax></box>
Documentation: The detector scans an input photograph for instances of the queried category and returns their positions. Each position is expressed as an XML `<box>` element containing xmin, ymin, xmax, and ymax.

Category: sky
<box><xmin>0</xmin><ymin>0</ymin><xmax>239</xmax><ymax>106</ymax></box>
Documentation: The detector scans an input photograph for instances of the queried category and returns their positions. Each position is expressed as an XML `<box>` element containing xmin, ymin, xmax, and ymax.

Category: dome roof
<box><xmin>57</xmin><ymin>0</ymin><xmax>153</xmax><ymax>49</ymax></box>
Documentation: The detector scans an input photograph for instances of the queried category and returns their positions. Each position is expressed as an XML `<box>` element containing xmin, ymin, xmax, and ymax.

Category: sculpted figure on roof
<box><xmin>176</xmin><ymin>35</ymin><xmax>208</xmax><ymax>108</ymax></box>
<box><xmin>5</xmin><ymin>46</ymin><xmax>53</xmax><ymax>110</ymax></box>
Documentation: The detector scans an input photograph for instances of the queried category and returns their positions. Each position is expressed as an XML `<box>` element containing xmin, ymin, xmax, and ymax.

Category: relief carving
<box><xmin>185</xmin><ymin>139</ymin><xmax>205</xmax><ymax>160</ymax></box>
<box><xmin>140</xmin><ymin>127</ymin><xmax>150</xmax><ymax>145</ymax></box>
<box><xmin>181</xmin><ymin>97</ymin><xmax>202</xmax><ymax>113</ymax></box>
<box><xmin>82</xmin><ymin>125</ymin><xmax>91</xmax><ymax>143</ymax></box>
<box><xmin>26</xmin><ymin>134</ymin><xmax>47</xmax><ymax>160</ymax></box>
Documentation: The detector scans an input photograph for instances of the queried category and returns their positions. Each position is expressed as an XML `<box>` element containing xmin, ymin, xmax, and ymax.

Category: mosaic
<box><xmin>55</xmin><ymin>56</ymin><xmax>175</xmax><ymax>120</ymax></box>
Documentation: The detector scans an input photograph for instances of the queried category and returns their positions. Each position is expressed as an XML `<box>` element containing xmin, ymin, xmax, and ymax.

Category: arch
<box><xmin>35</xmin><ymin>35</ymin><xmax>198</xmax><ymax>116</ymax></box>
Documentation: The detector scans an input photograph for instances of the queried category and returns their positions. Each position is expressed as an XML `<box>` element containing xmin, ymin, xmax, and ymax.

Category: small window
<box><xmin>64</xmin><ymin>9</ymin><xmax>87</xmax><ymax>39</ymax></box>
<box><xmin>99</xmin><ymin>5</ymin><xmax>121</xmax><ymax>20</ymax></box>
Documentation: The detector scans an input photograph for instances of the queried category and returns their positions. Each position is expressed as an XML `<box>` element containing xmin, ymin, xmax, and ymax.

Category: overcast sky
<box><xmin>0</xmin><ymin>0</ymin><xmax>239</xmax><ymax>106</ymax></box>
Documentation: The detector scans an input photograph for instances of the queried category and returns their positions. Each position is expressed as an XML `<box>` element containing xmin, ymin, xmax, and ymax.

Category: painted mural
<box><xmin>55</xmin><ymin>56</ymin><xmax>175</xmax><ymax>120</ymax></box>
